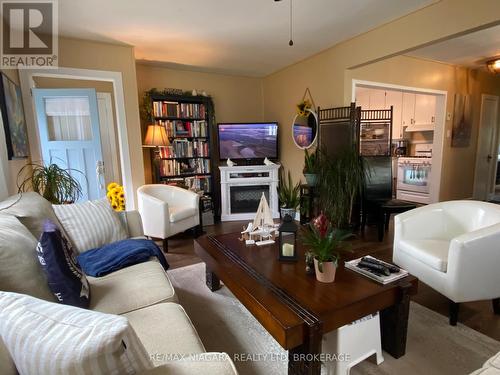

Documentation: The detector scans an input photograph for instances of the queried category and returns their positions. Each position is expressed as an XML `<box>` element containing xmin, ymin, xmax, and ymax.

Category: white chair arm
<box><xmin>446</xmin><ymin>223</ymin><xmax>500</xmax><ymax>302</ymax></box>
<box><xmin>140</xmin><ymin>353</ymin><xmax>238</xmax><ymax>375</ymax></box>
<box><xmin>138</xmin><ymin>191</ymin><xmax>170</xmax><ymax>239</ymax></box>
<box><xmin>394</xmin><ymin>205</ymin><xmax>443</xmax><ymax>242</ymax></box>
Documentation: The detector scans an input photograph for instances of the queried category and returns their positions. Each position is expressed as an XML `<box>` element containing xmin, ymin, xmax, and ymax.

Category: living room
<box><xmin>0</xmin><ymin>1</ymin><xmax>500</xmax><ymax>374</ymax></box>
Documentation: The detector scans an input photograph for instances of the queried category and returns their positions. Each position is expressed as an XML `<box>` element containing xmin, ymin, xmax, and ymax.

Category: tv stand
<box><xmin>219</xmin><ymin>164</ymin><xmax>280</xmax><ymax>221</ymax></box>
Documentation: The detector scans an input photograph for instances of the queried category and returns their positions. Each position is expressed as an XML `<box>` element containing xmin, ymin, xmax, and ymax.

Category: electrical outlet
<box><xmin>446</xmin><ymin>112</ymin><xmax>452</xmax><ymax>121</ymax></box>
<box><xmin>446</xmin><ymin>129</ymin><xmax>452</xmax><ymax>138</ymax></box>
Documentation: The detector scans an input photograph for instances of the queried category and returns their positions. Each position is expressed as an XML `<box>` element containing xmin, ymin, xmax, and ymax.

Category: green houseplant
<box><xmin>277</xmin><ymin>169</ymin><xmax>300</xmax><ymax>219</ymax></box>
<box><xmin>302</xmin><ymin>213</ymin><xmax>352</xmax><ymax>282</ymax></box>
<box><xmin>17</xmin><ymin>162</ymin><xmax>83</xmax><ymax>204</ymax></box>
<box><xmin>303</xmin><ymin>148</ymin><xmax>319</xmax><ymax>186</ymax></box>
<box><xmin>316</xmin><ymin>147</ymin><xmax>366</xmax><ymax>229</ymax></box>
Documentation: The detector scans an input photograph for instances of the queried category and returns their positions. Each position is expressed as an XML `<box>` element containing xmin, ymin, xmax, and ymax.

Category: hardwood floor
<box><xmin>162</xmin><ymin>220</ymin><xmax>500</xmax><ymax>342</ymax></box>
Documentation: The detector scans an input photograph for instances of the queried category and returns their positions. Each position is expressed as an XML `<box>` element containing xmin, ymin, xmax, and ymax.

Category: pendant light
<box><xmin>274</xmin><ymin>0</ymin><xmax>294</xmax><ymax>46</ymax></box>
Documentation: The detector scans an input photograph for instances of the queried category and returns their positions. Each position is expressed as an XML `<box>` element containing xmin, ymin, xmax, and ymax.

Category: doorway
<box><xmin>473</xmin><ymin>94</ymin><xmax>500</xmax><ymax>201</ymax></box>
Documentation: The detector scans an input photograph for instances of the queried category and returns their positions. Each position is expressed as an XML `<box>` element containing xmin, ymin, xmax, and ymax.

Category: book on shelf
<box><xmin>154</xmin><ymin>120</ymin><xmax>207</xmax><ymax>138</ymax></box>
<box><xmin>344</xmin><ymin>256</ymin><xmax>408</xmax><ymax>285</ymax></box>
<box><xmin>153</xmin><ymin>101</ymin><xmax>206</xmax><ymax>119</ymax></box>
<box><xmin>159</xmin><ymin>158</ymin><xmax>211</xmax><ymax>177</ymax></box>
<box><xmin>184</xmin><ymin>175</ymin><xmax>212</xmax><ymax>194</ymax></box>
<box><xmin>158</xmin><ymin>140</ymin><xmax>209</xmax><ymax>159</ymax></box>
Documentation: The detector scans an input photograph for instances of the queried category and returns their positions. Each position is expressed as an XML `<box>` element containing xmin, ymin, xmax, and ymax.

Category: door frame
<box><xmin>19</xmin><ymin>67</ymin><xmax>135</xmax><ymax>208</ymax></box>
<box><xmin>473</xmin><ymin>94</ymin><xmax>500</xmax><ymax>200</ymax></box>
<box><xmin>351</xmin><ymin>79</ymin><xmax>448</xmax><ymax>204</ymax></box>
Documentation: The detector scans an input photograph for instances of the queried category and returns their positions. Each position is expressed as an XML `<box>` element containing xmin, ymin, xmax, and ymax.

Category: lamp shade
<box><xmin>144</xmin><ymin>124</ymin><xmax>169</xmax><ymax>147</ymax></box>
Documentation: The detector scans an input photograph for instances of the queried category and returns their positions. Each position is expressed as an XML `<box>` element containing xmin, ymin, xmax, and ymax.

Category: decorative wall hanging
<box><xmin>0</xmin><ymin>73</ymin><xmax>28</xmax><ymax>159</ymax></box>
<box><xmin>451</xmin><ymin>94</ymin><xmax>472</xmax><ymax>148</ymax></box>
<box><xmin>292</xmin><ymin>88</ymin><xmax>318</xmax><ymax>149</ymax></box>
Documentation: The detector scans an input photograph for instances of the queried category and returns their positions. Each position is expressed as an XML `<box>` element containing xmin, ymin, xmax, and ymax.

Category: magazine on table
<box><xmin>345</xmin><ymin>255</ymin><xmax>408</xmax><ymax>284</ymax></box>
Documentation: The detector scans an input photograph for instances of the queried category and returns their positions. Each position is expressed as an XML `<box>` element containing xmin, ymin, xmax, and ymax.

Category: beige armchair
<box><xmin>137</xmin><ymin>184</ymin><xmax>201</xmax><ymax>251</ymax></box>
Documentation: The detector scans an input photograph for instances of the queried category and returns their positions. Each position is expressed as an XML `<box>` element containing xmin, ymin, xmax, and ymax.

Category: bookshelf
<box><xmin>144</xmin><ymin>92</ymin><xmax>217</xmax><ymax>222</ymax></box>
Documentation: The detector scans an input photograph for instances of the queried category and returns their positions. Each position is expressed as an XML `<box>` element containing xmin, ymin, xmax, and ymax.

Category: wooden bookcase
<box><xmin>146</xmin><ymin>93</ymin><xmax>217</xmax><ymax>222</ymax></box>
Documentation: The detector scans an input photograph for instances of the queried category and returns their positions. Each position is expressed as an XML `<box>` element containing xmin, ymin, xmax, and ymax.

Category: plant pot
<box><xmin>280</xmin><ymin>207</ymin><xmax>296</xmax><ymax>219</ymax></box>
<box><xmin>313</xmin><ymin>258</ymin><xmax>337</xmax><ymax>283</ymax></box>
<box><xmin>303</xmin><ymin>173</ymin><xmax>318</xmax><ymax>187</ymax></box>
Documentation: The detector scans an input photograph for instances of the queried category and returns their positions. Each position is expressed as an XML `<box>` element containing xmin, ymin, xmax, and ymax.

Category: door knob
<box><xmin>487</xmin><ymin>155</ymin><xmax>493</xmax><ymax>162</ymax></box>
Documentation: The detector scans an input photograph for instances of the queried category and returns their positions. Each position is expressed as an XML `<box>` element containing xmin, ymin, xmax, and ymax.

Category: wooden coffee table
<box><xmin>194</xmin><ymin>233</ymin><xmax>418</xmax><ymax>375</ymax></box>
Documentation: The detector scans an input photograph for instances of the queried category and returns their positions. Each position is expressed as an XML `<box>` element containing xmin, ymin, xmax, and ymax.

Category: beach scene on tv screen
<box><xmin>219</xmin><ymin>123</ymin><xmax>277</xmax><ymax>159</ymax></box>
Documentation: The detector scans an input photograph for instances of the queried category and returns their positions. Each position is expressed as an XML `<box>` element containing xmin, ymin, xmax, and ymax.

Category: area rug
<box><xmin>167</xmin><ymin>263</ymin><xmax>499</xmax><ymax>375</ymax></box>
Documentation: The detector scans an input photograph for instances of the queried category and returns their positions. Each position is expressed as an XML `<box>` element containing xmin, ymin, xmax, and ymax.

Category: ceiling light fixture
<box><xmin>486</xmin><ymin>58</ymin><xmax>500</xmax><ymax>74</ymax></box>
<box><xmin>274</xmin><ymin>0</ymin><xmax>293</xmax><ymax>46</ymax></box>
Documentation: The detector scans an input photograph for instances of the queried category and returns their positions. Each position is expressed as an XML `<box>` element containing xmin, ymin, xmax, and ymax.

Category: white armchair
<box><xmin>393</xmin><ymin>200</ymin><xmax>500</xmax><ymax>325</ymax></box>
<box><xmin>137</xmin><ymin>184</ymin><xmax>201</xmax><ymax>251</ymax></box>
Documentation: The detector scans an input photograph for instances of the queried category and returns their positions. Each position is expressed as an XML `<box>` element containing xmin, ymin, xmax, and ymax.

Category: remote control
<box><xmin>358</xmin><ymin>260</ymin><xmax>391</xmax><ymax>276</ymax></box>
<box><xmin>362</xmin><ymin>257</ymin><xmax>400</xmax><ymax>273</ymax></box>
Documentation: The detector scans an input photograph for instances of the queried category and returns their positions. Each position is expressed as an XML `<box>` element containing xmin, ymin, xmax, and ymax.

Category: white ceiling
<box><xmin>58</xmin><ymin>0</ymin><xmax>436</xmax><ymax>77</ymax></box>
<box><xmin>406</xmin><ymin>24</ymin><xmax>500</xmax><ymax>69</ymax></box>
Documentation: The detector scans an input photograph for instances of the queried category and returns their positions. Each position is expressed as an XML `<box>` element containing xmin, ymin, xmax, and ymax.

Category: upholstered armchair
<box><xmin>137</xmin><ymin>185</ymin><xmax>201</xmax><ymax>251</ymax></box>
<box><xmin>393</xmin><ymin>200</ymin><xmax>500</xmax><ymax>325</ymax></box>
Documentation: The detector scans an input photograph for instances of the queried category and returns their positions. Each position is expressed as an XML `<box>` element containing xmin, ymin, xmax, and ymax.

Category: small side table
<box><xmin>299</xmin><ymin>184</ymin><xmax>319</xmax><ymax>225</ymax></box>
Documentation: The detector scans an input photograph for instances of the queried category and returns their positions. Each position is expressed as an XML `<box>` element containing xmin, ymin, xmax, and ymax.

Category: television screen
<box><xmin>218</xmin><ymin>122</ymin><xmax>278</xmax><ymax>160</ymax></box>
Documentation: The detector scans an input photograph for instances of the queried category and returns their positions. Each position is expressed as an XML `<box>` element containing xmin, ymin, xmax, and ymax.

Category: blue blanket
<box><xmin>77</xmin><ymin>239</ymin><xmax>169</xmax><ymax>277</ymax></box>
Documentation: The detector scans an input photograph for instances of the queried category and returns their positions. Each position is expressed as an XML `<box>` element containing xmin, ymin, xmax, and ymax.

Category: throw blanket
<box><xmin>77</xmin><ymin>239</ymin><xmax>169</xmax><ymax>277</ymax></box>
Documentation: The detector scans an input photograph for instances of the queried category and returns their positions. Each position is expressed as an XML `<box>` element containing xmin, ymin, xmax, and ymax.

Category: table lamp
<box><xmin>143</xmin><ymin>124</ymin><xmax>169</xmax><ymax>181</ymax></box>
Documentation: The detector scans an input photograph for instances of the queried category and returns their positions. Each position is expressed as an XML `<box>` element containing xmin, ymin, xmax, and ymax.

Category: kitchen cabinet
<box><xmin>369</xmin><ymin>89</ymin><xmax>386</xmax><ymax>110</ymax></box>
<box><xmin>402</xmin><ymin>92</ymin><xmax>416</xmax><ymax>128</ymax></box>
<box><xmin>414</xmin><ymin>93</ymin><xmax>436</xmax><ymax>126</ymax></box>
<box><xmin>385</xmin><ymin>90</ymin><xmax>403</xmax><ymax>139</ymax></box>
<box><xmin>355</xmin><ymin>87</ymin><xmax>370</xmax><ymax>109</ymax></box>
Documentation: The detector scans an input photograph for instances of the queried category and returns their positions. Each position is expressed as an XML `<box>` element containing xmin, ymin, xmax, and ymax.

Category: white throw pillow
<box><xmin>54</xmin><ymin>198</ymin><xmax>127</xmax><ymax>253</ymax></box>
<box><xmin>0</xmin><ymin>291</ymin><xmax>153</xmax><ymax>375</ymax></box>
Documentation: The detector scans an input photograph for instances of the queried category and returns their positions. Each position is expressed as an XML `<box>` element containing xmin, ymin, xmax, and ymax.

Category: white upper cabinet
<box><xmin>385</xmin><ymin>90</ymin><xmax>403</xmax><ymax>139</ymax></box>
<box><xmin>355</xmin><ymin>87</ymin><xmax>370</xmax><ymax>109</ymax></box>
<box><xmin>369</xmin><ymin>89</ymin><xmax>386</xmax><ymax>110</ymax></box>
<box><xmin>414</xmin><ymin>93</ymin><xmax>436</xmax><ymax>126</ymax></box>
<box><xmin>402</xmin><ymin>92</ymin><xmax>416</xmax><ymax>128</ymax></box>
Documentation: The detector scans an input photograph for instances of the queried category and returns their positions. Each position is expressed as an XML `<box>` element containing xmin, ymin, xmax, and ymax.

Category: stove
<box><xmin>396</xmin><ymin>144</ymin><xmax>432</xmax><ymax>204</ymax></box>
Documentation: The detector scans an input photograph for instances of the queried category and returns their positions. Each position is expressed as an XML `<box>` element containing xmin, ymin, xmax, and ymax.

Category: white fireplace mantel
<box><xmin>219</xmin><ymin>164</ymin><xmax>280</xmax><ymax>221</ymax></box>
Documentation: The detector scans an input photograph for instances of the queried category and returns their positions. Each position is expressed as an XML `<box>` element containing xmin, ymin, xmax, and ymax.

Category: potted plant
<box><xmin>17</xmin><ymin>162</ymin><xmax>83</xmax><ymax>204</ymax></box>
<box><xmin>277</xmin><ymin>169</ymin><xmax>300</xmax><ymax>219</ymax></box>
<box><xmin>303</xmin><ymin>149</ymin><xmax>319</xmax><ymax>186</ymax></box>
<box><xmin>302</xmin><ymin>213</ymin><xmax>352</xmax><ymax>283</ymax></box>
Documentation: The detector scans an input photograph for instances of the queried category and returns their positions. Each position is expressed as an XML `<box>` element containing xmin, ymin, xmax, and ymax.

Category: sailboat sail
<box><xmin>252</xmin><ymin>193</ymin><xmax>274</xmax><ymax>229</ymax></box>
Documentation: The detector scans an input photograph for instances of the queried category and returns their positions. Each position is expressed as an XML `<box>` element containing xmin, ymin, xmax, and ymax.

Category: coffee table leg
<box><xmin>205</xmin><ymin>266</ymin><xmax>221</xmax><ymax>292</ymax></box>
<box><xmin>380</xmin><ymin>282</ymin><xmax>412</xmax><ymax>358</ymax></box>
<box><xmin>288</xmin><ymin>324</ymin><xmax>322</xmax><ymax>375</ymax></box>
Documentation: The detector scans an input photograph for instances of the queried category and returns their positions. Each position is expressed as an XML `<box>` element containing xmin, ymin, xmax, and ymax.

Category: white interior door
<box><xmin>33</xmin><ymin>88</ymin><xmax>105</xmax><ymax>202</ymax></box>
<box><xmin>473</xmin><ymin>95</ymin><xmax>499</xmax><ymax>200</ymax></box>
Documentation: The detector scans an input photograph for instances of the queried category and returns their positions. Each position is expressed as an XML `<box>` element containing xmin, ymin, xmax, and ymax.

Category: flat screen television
<box><xmin>218</xmin><ymin>122</ymin><xmax>278</xmax><ymax>160</ymax></box>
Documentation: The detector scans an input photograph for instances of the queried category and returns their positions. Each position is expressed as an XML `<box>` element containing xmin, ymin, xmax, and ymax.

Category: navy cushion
<box><xmin>37</xmin><ymin>220</ymin><xmax>90</xmax><ymax>308</ymax></box>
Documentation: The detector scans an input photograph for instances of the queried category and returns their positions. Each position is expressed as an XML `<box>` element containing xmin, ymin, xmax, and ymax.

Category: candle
<box><xmin>282</xmin><ymin>243</ymin><xmax>294</xmax><ymax>257</ymax></box>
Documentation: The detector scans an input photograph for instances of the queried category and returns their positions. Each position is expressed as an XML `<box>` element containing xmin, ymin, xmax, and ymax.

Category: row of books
<box><xmin>159</xmin><ymin>159</ymin><xmax>211</xmax><ymax>177</ymax></box>
<box><xmin>153</xmin><ymin>101</ymin><xmax>206</xmax><ymax>119</ymax></box>
<box><xmin>185</xmin><ymin>176</ymin><xmax>212</xmax><ymax>194</ymax></box>
<box><xmin>155</xmin><ymin>120</ymin><xmax>208</xmax><ymax>138</ymax></box>
<box><xmin>158</xmin><ymin>140</ymin><xmax>209</xmax><ymax>158</ymax></box>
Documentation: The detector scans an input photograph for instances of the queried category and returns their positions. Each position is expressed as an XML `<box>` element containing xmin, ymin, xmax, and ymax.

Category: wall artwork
<box><xmin>451</xmin><ymin>94</ymin><xmax>472</xmax><ymax>148</ymax></box>
<box><xmin>0</xmin><ymin>73</ymin><xmax>29</xmax><ymax>159</ymax></box>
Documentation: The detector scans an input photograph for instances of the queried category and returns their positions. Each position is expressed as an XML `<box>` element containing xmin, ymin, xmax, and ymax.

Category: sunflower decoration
<box><xmin>296</xmin><ymin>100</ymin><xmax>312</xmax><ymax>117</ymax></box>
<box><xmin>106</xmin><ymin>182</ymin><xmax>125</xmax><ymax>212</ymax></box>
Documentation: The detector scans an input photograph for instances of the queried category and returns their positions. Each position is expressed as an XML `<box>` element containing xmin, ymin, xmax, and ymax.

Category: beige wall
<box><xmin>345</xmin><ymin>55</ymin><xmax>500</xmax><ymax>200</ymax></box>
<box><xmin>0</xmin><ymin>68</ymin><xmax>30</xmax><ymax>195</ymax></box>
<box><xmin>135</xmin><ymin>63</ymin><xmax>264</xmax><ymax>183</ymax></box>
<box><xmin>262</xmin><ymin>0</ymin><xmax>500</xmax><ymax>192</ymax></box>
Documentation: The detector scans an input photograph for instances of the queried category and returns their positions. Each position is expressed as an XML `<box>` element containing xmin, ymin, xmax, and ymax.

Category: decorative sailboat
<box><xmin>241</xmin><ymin>193</ymin><xmax>278</xmax><ymax>246</ymax></box>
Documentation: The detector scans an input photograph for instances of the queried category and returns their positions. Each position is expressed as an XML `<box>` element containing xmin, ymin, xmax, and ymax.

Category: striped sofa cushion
<box><xmin>0</xmin><ymin>291</ymin><xmax>153</xmax><ymax>375</ymax></box>
<box><xmin>53</xmin><ymin>199</ymin><xmax>127</xmax><ymax>253</ymax></box>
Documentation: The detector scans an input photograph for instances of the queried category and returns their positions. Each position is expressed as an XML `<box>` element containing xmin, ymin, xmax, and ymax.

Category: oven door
<box><xmin>397</xmin><ymin>161</ymin><xmax>431</xmax><ymax>194</ymax></box>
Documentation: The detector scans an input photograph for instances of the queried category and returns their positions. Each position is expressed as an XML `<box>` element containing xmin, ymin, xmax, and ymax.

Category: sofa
<box><xmin>0</xmin><ymin>192</ymin><xmax>237</xmax><ymax>375</ymax></box>
<box><xmin>393</xmin><ymin>200</ymin><xmax>500</xmax><ymax>325</ymax></box>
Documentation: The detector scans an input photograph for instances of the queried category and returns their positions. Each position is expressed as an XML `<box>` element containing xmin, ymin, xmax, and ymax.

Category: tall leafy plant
<box><xmin>316</xmin><ymin>147</ymin><xmax>366</xmax><ymax>228</ymax></box>
<box><xmin>277</xmin><ymin>169</ymin><xmax>300</xmax><ymax>209</ymax></box>
<box><xmin>17</xmin><ymin>163</ymin><xmax>83</xmax><ymax>204</ymax></box>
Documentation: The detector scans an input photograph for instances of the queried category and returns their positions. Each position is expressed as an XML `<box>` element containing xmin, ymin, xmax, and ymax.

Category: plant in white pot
<box><xmin>303</xmin><ymin>149</ymin><xmax>319</xmax><ymax>186</ymax></box>
<box><xmin>302</xmin><ymin>213</ymin><xmax>352</xmax><ymax>283</ymax></box>
<box><xmin>277</xmin><ymin>169</ymin><xmax>300</xmax><ymax>219</ymax></box>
